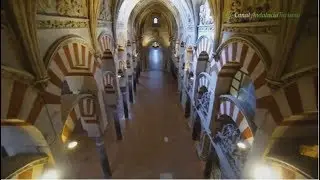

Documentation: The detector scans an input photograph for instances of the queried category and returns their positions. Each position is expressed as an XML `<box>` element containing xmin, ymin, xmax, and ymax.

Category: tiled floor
<box><xmin>105</xmin><ymin>71</ymin><xmax>203</xmax><ymax>178</ymax></box>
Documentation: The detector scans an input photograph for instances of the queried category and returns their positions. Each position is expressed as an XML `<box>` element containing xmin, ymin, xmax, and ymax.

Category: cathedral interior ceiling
<box><xmin>115</xmin><ymin>0</ymin><xmax>194</xmax><ymax>46</ymax></box>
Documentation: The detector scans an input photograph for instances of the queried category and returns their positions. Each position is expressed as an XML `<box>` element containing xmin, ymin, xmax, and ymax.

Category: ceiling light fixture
<box><xmin>67</xmin><ymin>141</ymin><xmax>78</xmax><ymax>149</ymax></box>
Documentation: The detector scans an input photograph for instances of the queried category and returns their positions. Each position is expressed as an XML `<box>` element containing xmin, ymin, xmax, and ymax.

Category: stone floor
<box><xmin>105</xmin><ymin>70</ymin><xmax>204</xmax><ymax>178</ymax></box>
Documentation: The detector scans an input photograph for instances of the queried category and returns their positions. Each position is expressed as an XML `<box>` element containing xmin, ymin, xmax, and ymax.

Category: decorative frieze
<box><xmin>225</xmin><ymin>0</ymin><xmax>277</xmax><ymax>23</ymax></box>
<box><xmin>37</xmin><ymin>0</ymin><xmax>88</xmax><ymax>18</ymax></box>
<box><xmin>37</xmin><ymin>20</ymin><xmax>89</xmax><ymax>29</ymax></box>
<box><xmin>222</xmin><ymin>21</ymin><xmax>280</xmax><ymax>34</ymax></box>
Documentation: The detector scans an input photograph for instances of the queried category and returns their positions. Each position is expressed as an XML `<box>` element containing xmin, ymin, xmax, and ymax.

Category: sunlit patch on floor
<box><xmin>164</xmin><ymin>136</ymin><xmax>169</xmax><ymax>142</ymax></box>
<box><xmin>160</xmin><ymin>172</ymin><xmax>173</xmax><ymax>179</ymax></box>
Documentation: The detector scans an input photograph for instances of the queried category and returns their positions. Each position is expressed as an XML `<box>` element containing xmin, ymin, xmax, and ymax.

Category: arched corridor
<box><xmin>148</xmin><ymin>47</ymin><xmax>165</xmax><ymax>71</ymax></box>
<box><xmin>105</xmin><ymin>71</ymin><xmax>203</xmax><ymax>178</ymax></box>
<box><xmin>1</xmin><ymin>0</ymin><xmax>318</xmax><ymax>179</ymax></box>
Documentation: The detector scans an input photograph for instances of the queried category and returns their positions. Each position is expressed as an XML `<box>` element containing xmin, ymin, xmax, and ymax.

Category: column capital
<box><xmin>118</xmin><ymin>45</ymin><xmax>125</xmax><ymax>51</ymax></box>
<box><xmin>126</xmin><ymin>40</ymin><xmax>131</xmax><ymax>47</ymax></box>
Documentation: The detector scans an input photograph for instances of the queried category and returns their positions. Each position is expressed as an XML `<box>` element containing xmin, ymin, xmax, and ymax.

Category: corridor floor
<box><xmin>105</xmin><ymin>71</ymin><xmax>203</xmax><ymax>178</ymax></box>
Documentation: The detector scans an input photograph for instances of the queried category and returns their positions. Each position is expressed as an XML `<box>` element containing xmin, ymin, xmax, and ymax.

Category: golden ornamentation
<box><xmin>37</xmin><ymin>20</ymin><xmax>89</xmax><ymax>29</ymax></box>
<box><xmin>300</xmin><ymin>145</ymin><xmax>318</xmax><ymax>158</ymax></box>
<box><xmin>226</xmin><ymin>0</ymin><xmax>274</xmax><ymax>23</ymax></box>
<box><xmin>56</xmin><ymin>0</ymin><xmax>88</xmax><ymax>17</ymax></box>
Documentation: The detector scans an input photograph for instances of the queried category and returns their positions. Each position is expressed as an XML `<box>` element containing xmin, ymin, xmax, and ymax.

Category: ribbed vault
<box><xmin>129</xmin><ymin>2</ymin><xmax>178</xmax><ymax>47</ymax></box>
<box><xmin>115</xmin><ymin>0</ymin><xmax>196</xmax><ymax>46</ymax></box>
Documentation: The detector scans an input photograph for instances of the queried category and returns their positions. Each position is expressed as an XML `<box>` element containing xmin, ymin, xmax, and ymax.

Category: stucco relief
<box><xmin>56</xmin><ymin>0</ymin><xmax>88</xmax><ymax>17</ymax></box>
<box><xmin>99</xmin><ymin>0</ymin><xmax>112</xmax><ymax>21</ymax></box>
<box><xmin>199</xmin><ymin>1</ymin><xmax>214</xmax><ymax>25</ymax></box>
<box><xmin>37</xmin><ymin>20</ymin><xmax>88</xmax><ymax>29</ymax></box>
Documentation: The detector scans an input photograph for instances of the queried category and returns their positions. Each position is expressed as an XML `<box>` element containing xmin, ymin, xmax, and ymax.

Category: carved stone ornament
<box><xmin>226</xmin><ymin>0</ymin><xmax>274</xmax><ymax>23</ymax></box>
<box><xmin>199</xmin><ymin>1</ymin><xmax>214</xmax><ymax>25</ymax></box>
<box><xmin>37</xmin><ymin>20</ymin><xmax>88</xmax><ymax>29</ymax></box>
<box><xmin>56</xmin><ymin>0</ymin><xmax>88</xmax><ymax>17</ymax></box>
<box><xmin>1</xmin><ymin>65</ymin><xmax>35</xmax><ymax>85</ymax></box>
<box><xmin>99</xmin><ymin>0</ymin><xmax>112</xmax><ymax>21</ymax></box>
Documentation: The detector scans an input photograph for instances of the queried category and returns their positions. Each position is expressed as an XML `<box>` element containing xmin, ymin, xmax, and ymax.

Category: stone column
<box><xmin>95</xmin><ymin>136</ymin><xmax>112</xmax><ymax>178</ymax></box>
<box><xmin>118</xmin><ymin>45</ymin><xmax>130</xmax><ymax>119</ymax></box>
<box><xmin>126</xmin><ymin>41</ymin><xmax>135</xmax><ymax>104</ymax></box>
<box><xmin>132</xmin><ymin>40</ymin><xmax>138</xmax><ymax>93</ymax></box>
<box><xmin>184</xmin><ymin>47</ymin><xmax>193</xmax><ymax>87</ymax></box>
<box><xmin>112</xmin><ymin>109</ymin><xmax>122</xmax><ymax>140</ymax></box>
<box><xmin>178</xmin><ymin>42</ymin><xmax>185</xmax><ymax>91</ymax></box>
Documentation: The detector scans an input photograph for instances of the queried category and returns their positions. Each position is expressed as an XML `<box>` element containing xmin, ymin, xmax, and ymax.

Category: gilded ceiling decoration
<box><xmin>225</xmin><ymin>0</ymin><xmax>279</xmax><ymax>23</ymax></box>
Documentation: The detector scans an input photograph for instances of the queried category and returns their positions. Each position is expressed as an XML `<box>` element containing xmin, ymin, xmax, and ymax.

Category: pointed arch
<box><xmin>98</xmin><ymin>32</ymin><xmax>115</xmax><ymax>54</ymax></box>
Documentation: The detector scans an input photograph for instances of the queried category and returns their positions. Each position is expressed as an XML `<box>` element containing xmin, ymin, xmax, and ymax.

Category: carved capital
<box><xmin>265</xmin><ymin>78</ymin><xmax>284</xmax><ymax>90</ymax></box>
<box><xmin>1</xmin><ymin>66</ymin><xmax>35</xmax><ymax>85</ymax></box>
<box><xmin>33</xmin><ymin>76</ymin><xmax>51</xmax><ymax>89</ymax></box>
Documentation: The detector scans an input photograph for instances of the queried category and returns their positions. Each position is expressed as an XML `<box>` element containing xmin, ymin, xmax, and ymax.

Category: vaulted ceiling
<box><xmin>114</xmin><ymin>0</ymin><xmax>202</xmax><ymax>46</ymax></box>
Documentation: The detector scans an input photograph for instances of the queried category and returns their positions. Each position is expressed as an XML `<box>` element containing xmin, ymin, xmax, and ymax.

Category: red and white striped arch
<box><xmin>196</xmin><ymin>36</ymin><xmax>214</xmax><ymax>61</ymax></box>
<box><xmin>219</xmin><ymin>99</ymin><xmax>254</xmax><ymax>146</ymax></box>
<box><xmin>103</xmin><ymin>71</ymin><xmax>116</xmax><ymax>93</ymax></box>
<box><xmin>61</xmin><ymin>96</ymin><xmax>100</xmax><ymax>142</ymax></box>
<box><xmin>78</xmin><ymin>96</ymin><xmax>97</xmax><ymax>123</ymax></box>
<box><xmin>271</xmin><ymin>74</ymin><xmax>318</xmax><ymax>126</ymax></box>
<box><xmin>27</xmin><ymin>35</ymin><xmax>101</xmax><ymax>124</ymax></box>
<box><xmin>211</xmin><ymin>36</ymin><xmax>318</xmax><ymax>125</ymax></box>
<box><xmin>98</xmin><ymin>32</ymin><xmax>114</xmax><ymax>53</ymax></box>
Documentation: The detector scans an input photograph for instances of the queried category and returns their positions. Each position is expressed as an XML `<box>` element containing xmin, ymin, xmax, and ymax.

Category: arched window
<box><xmin>153</xmin><ymin>17</ymin><xmax>158</xmax><ymax>24</ymax></box>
